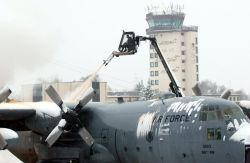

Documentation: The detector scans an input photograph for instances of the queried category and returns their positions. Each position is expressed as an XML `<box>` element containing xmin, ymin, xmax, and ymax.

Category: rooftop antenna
<box><xmin>145</xmin><ymin>5</ymin><xmax>150</xmax><ymax>13</ymax></box>
<box><xmin>170</xmin><ymin>3</ymin><xmax>174</xmax><ymax>13</ymax></box>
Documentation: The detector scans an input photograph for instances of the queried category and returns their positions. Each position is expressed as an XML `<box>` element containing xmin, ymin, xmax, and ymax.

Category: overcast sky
<box><xmin>0</xmin><ymin>0</ymin><xmax>250</xmax><ymax>97</ymax></box>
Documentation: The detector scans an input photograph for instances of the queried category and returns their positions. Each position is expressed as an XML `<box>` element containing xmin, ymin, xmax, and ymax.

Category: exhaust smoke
<box><xmin>0</xmin><ymin>22</ymin><xmax>58</xmax><ymax>87</ymax></box>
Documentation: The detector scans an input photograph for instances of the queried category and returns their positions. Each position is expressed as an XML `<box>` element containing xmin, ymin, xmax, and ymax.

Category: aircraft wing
<box><xmin>0</xmin><ymin>103</ymin><xmax>36</xmax><ymax>120</ymax></box>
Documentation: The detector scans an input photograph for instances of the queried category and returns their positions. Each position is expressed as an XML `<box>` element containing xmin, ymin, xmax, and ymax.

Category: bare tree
<box><xmin>143</xmin><ymin>83</ymin><xmax>154</xmax><ymax>100</ymax></box>
<box><xmin>134</xmin><ymin>80</ymin><xmax>145</xmax><ymax>97</ymax></box>
<box><xmin>234</xmin><ymin>89</ymin><xmax>250</xmax><ymax>100</ymax></box>
<box><xmin>199</xmin><ymin>80</ymin><xmax>250</xmax><ymax>100</ymax></box>
<box><xmin>79</xmin><ymin>74</ymin><xmax>100</xmax><ymax>82</ymax></box>
<box><xmin>199</xmin><ymin>80</ymin><xmax>226</xmax><ymax>95</ymax></box>
<box><xmin>133</xmin><ymin>80</ymin><xmax>153</xmax><ymax>100</ymax></box>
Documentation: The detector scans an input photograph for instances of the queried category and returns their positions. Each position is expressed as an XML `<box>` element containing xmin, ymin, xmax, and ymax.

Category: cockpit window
<box><xmin>199</xmin><ymin>103</ymin><xmax>247</xmax><ymax>124</ymax></box>
<box><xmin>207</xmin><ymin>128</ymin><xmax>214</xmax><ymax>140</ymax></box>
<box><xmin>199</xmin><ymin>105</ymin><xmax>222</xmax><ymax>121</ymax></box>
<box><xmin>223</xmin><ymin>106</ymin><xmax>248</xmax><ymax>130</ymax></box>
<box><xmin>207</xmin><ymin>128</ymin><xmax>221</xmax><ymax>140</ymax></box>
<box><xmin>215</xmin><ymin>128</ymin><xmax>221</xmax><ymax>140</ymax></box>
<box><xmin>199</xmin><ymin>102</ymin><xmax>249</xmax><ymax>131</ymax></box>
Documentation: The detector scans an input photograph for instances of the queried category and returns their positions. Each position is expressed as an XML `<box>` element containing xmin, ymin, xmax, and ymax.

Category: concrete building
<box><xmin>146</xmin><ymin>11</ymin><xmax>199</xmax><ymax>96</ymax></box>
<box><xmin>21</xmin><ymin>81</ymin><xmax>140</xmax><ymax>103</ymax></box>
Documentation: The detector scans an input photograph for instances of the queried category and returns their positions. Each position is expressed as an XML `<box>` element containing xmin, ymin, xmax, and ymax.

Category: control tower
<box><xmin>146</xmin><ymin>9</ymin><xmax>199</xmax><ymax>96</ymax></box>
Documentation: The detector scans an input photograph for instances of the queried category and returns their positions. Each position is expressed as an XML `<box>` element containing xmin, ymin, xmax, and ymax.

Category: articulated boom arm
<box><xmin>142</xmin><ymin>37</ymin><xmax>184</xmax><ymax>97</ymax></box>
<box><xmin>103</xmin><ymin>31</ymin><xmax>184</xmax><ymax>97</ymax></box>
<box><xmin>117</xmin><ymin>31</ymin><xmax>184</xmax><ymax>97</ymax></box>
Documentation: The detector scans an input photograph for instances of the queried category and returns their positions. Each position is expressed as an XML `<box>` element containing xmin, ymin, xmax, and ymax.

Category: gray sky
<box><xmin>1</xmin><ymin>0</ymin><xmax>250</xmax><ymax>96</ymax></box>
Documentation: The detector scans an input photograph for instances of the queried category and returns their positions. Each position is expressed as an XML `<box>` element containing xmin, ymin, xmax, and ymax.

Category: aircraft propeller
<box><xmin>192</xmin><ymin>83</ymin><xmax>202</xmax><ymax>96</ymax></box>
<box><xmin>45</xmin><ymin>85</ymin><xmax>96</xmax><ymax>147</ymax></box>
<box><xmin>220</xmin><ymin>89</ymin><xmax>231</xmax><ymax>99</ymax></box>
<box><xmin>192</xmin><ymin>83</ymin><xmax>231</xmax><ymax>99</ymax></box>
<box><xmin>0</xmin><ymin>133</ymin><xmax>8</xmax><ymax>150</ymax></box>
<box><xmin>0</xmin><ymin>88</ymin><xmax>12</xmax><ymax>103</ymax></box>
<box><xmin>0</xmin><ymin>88</ymin><xmax>17</xmax><ymax>150</ymax></box>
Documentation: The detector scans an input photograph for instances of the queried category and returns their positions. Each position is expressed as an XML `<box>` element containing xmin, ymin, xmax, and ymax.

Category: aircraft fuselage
<box><xmin>5</xmin><ymin>97</ymin><xmax>250</xmax><ymax>163</ymax></box>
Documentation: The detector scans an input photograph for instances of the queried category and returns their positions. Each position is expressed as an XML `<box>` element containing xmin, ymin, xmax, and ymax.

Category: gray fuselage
<box><xmin>7</xmin><ymin>96</ymin><xmax>250</xmax><ymax>163</ymax></box>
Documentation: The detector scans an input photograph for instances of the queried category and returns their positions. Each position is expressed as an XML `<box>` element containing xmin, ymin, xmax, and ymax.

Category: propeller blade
<box><xmin>74</xmin><ymin>87</ymin><xmax>96</xmax><ymax>113</ymax></box>
<box><xmin>0</xmin><ymin>133</ymin><xmax>8</xmax><ymax>150</ymax></box>
<box><xmin>45</xmin><ymin>119</ymin><xmax>66</xmax><ymax>147</ymax></box>
<box><xmin>0</xmin><ymin>88</ymin><xmax>12</xmax><ymax>103</ymax></box>
<box><xmin>46</xmin><ymin>85</ymin><xmax>69</xmax><ymax>113</ymax></box>
<box><xmin>220</xmin><ymin>89</ymin><xmax>231</xmax><ymax>99</ymax></box>
<box><xmin>78</xmin><ymin>127</ymin><xmax>94</xmax><ymax>147</ymax></box>
<box><xmin>79</xmin><ymin>87</ymin><xmax>96</xmax><ymax>107</ymax></box>
<box><xmin>46</xmin><ymin>85</ymin><xmax>63</xmax><ymax>107</ymax></box>
<box><xmin>192</xmin><ymin>83</ymin><xmax>202</xmax><ymax>96</ymax></box>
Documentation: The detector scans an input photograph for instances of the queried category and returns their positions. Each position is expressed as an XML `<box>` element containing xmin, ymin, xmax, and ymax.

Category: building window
<box><xmin>196</xmin><ymin>47</ymin><xmax>198</xmax><ymax>54</ymax></box>
<box><xmin>181</xmin><ymin>32</ymin><xmax>184</xmax><ymax>36</ymax></box>
<box><xmin>155</xmin><ymin>53</ymin><xmax>158</xmax><ymax>58</ymax></box>
<box><xmin>197</xmin><ymin>74</ymin><xmax>199</xmax><ymax>81</ymax></box>
<box><xmin>155</xmin><ymin>71</ymin><xmax>159</xmax><ymax>76</ymax></box>
<box><xmin>155</xmin><ymin>62</ymin><xmax>158</xmax><ymax>67</ymax></box>
<box><xmin>150</xmin><ymin>62</ymin><xmax>154</xmax><ymax>67</ymax></box>
<box><xmin>150</xmin><ymin>71</ymin><xmax>154</xmax><ymax>76</ymax></box>
<box><xmin>181</xmin><ymin>51</ymin><xmax>185</xmax><ymax>55</ymax></box>
<box><xmin>192</xmin><ymin>43</ymin><xmax>195</xmax><ymax>48</ymax></box>
<box><xmin>150</xmin><ymin>53</ymin><xmax>154</xmax><ymax>58</ymax></box>
<box><xmin>182</xmin><ymin>60</ymin><xmax>185</xmax><ymax>63</ymax></box>
<box><xmin>182</xmin><ymin>69</ymin><xmax>185</xmax><ymax>72</ymax></box>
<box><xmin>196</xmin><ymin>65</ymin><xmax>199</xmax><ymax>72</ymax></box>
<box><xmin>151</xmin><ymin>80</ymin><xmax>155</xmax><ymax>85</ymax></box>
<box><xmin>155</xmin><ymin>80</ymin><xmax>159</xmax><ymax>85</ymax></box>
<box><xmin>195</xmin><ymin>37</ymin><xmax>198</xmax><ymax>44</ymax></box>
<box><xmin>196</xmin><ymin>56</ymin><xmax>199</xmax><ymax>63</ymax></box>
<box><xmin>181</xmin><ymin>42</ymin><xmax>185</xmax><ymax>46</ymax></box>
<box><xmin>182</xmin><ymin>78</ymin><xmax>186</xmax><ymax>82</ymax></box>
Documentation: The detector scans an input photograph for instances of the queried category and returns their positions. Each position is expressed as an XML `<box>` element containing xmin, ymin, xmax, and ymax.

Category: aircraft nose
<box><xmin>230</xmin><ymin>122</ymin><xmax>250</xmax><ymax>144</ymax></box>
<box><xmin>229</xmin><ymin>123</ymin><xmax>250</xmax><ymax>163</ymax></box>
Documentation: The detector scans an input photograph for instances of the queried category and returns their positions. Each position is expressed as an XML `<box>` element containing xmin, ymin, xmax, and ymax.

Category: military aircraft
<box><xmin>1</xmin><ymin>31</ymin><xmax>250</xmax><ymax>163</ymax></box>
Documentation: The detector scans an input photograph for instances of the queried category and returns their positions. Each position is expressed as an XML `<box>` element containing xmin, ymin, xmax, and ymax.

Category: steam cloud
<box><xmin>0</xmin><ymin>22</ymin><xmax>58</xmax><ymax>87</ymax></box>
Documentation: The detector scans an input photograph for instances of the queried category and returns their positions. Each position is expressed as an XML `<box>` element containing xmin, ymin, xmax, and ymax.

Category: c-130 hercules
<box><xmin>1</xmin><ymin>31</ymin><xmax>250</xmax><ymax>163</ymax></box>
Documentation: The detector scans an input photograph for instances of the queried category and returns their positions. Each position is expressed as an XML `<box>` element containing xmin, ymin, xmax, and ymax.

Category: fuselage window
<box><xmin>207</xmin><ymin>128</ymin><xmax>221</xmax><ymax>140</ymax></box>
<box><xmin>223</xmin><ymin>106</ymin><xmax>249</xmax><ymax>128</ymax></box>
<box><xmin>215</xmin><ymin>128</ymin><xmax>222</xmax><ymax>140</ymax></box>
<box><xmin>207</xmin><ymin>128</ymin><xmax>214</xmax><ymax>140</ymax></box>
